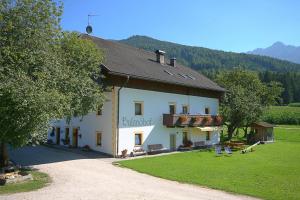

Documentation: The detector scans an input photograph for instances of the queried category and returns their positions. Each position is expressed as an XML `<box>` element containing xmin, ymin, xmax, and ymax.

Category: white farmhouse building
<box><xmin>48</xmin><ymin>35</ymin><xmax>225</xmax><ymax>157</ymax></box>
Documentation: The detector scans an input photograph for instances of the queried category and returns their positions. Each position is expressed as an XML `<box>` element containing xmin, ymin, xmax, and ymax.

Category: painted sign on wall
<box><xmin>122</xmin><ymin>117</ymin><xmax>153</xmax><ymax>127</ymax></box>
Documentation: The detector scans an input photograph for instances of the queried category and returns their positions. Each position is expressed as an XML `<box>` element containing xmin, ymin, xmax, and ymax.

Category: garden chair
<box><xmin>224</xmin><ymin>146</ymin><xmax>232</xmax><ymax>155</ymax></box>
<box><xmin>215</xmin><ymin>146</ymin><xmax>222</xmax><ymax>156</ymax></box>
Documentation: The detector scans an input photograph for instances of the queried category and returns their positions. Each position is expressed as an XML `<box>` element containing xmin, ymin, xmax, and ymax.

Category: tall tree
<box><xmin>0</xmin><ymin>0</ymin><xmax>105</xmax><ymax>167</ymax></box>
<box><xmin>216</xmin><ymin>69</ymin><xmax>283</xmax><ymax>140</ymax></box>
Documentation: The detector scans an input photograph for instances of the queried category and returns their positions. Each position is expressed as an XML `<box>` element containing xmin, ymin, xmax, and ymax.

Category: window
<box><xmin>96</xmin><ymin>106</ymin><xmax>102</xmax><ymax>116</ymax></box>
<box><xmin>182</xmin><ymin>105</ymin><xmax>189</xmax><ymax>114</ymax></box>
<box><xmin>96</xmin><ymin>132</ymin><xmax>102</xmax><ymax>146</ymax></box>
<box><xmin>205</xmin><ymin>107</ymin><xmax>210</xmax><ymax>115</ymax></box>
<box><xmin>169</xmin><ymin>103</ymin><xmax>176</xmax><ymax>114</ymax></box>
<box><xmin>186</xmin><ymin>74</ymin><xmax>196</xmax><ymax>80</ymax></box>
<box><xmin>134</xmin><ymin>133</ymin><xmax>143</xmax><ymax>146</ymax></box>
<box><xmin>164</xmin><ymin>69</ymin><xmax>174</xmax><ymax>75</ymax></box>
<box><xmin>178</xmin><ymin>73</ymin><xmax>187</xmax><ymax>78</ymax></box>
<box><xmin>56</xmin><ymin>127</ymin><xmax>61</xmax><ymax>145</ymax></box>
<box><xmin>206</xmin><ymin>131</ymin><xmax>210</xmax><ymax>141</ymax></box>
<box><xmin>134</xmin><ymin>102</ymin><xmax>143</xmax><ymax>115</ymax></box>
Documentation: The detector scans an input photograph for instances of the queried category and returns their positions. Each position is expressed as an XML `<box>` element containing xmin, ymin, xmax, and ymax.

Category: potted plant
<box><xmin>215</xmin><ymin>115</ymin><xmax>223</xmax><ymax>125</ymax></box>
<box><xmin>192</xmin><ymin>116</ymin><xmax>203</xmax><ymax>125</ymax></box>
<box><xmin>82</xmin><ymin>145</ymin><xmax>91</xmax><ymax>151</ymax></box>
<box><xmin>47</xmin><ymin>139</ymin><xmax>53</xmax><ymax>144</ymax></box>
<box><xmin>61</xmin><ymin>138</ymin><xmax>70</xmax><ymax>145</ymax></box>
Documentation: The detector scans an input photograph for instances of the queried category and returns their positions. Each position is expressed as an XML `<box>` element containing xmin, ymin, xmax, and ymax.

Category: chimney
<box><xmin>170</xmin><ymin>57</ymin><xmax>176</xmax><ymax>67</ymax></box>
<box><xmin>155</xmin><ymin>50</ymin><xmax>165</xmax><ymax>64</ymax></box>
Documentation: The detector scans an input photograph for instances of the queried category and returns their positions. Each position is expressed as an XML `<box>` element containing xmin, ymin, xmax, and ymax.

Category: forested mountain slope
<box><xmin>119</xmin><ymin>35</ymin><xmax>300</xmax><ymax>72</ymax></box>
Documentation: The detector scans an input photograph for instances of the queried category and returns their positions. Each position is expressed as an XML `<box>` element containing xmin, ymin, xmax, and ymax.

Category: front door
<box><xmin>56</xmin><ymin>127</ymin><xmax>60</xmax><ymax>145</ymax></box>
<box><xmin>72</xmin><ymin>128</ymin><xmax>78</xmax><ymax>147</ymax></box>
<box><xmin>170</xmin><ymin>134</ymin><xmax>176</xmax><ymax>151</ymax></box>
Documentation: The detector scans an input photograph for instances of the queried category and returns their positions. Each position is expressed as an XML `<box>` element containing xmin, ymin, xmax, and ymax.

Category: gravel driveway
<box><xmin>1</xmin><ymin>146</ymin><xmax>258</xmax><ymax>200</ymax></box>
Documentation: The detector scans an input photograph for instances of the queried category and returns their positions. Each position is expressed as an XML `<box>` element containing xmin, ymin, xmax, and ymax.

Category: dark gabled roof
<box><xmin>251</xmin><ymin>122</ymin><xmax>276</xmax><ymax>128</ymax></box>
<box><xmin>82</xmin><ymin>34</ymin><xmax>225</xmax><ymax>92</ymax></box>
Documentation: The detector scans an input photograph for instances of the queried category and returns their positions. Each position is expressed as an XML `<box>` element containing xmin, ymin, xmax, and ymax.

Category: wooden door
<box><xmin>72</xmin><ymin>128</ymin><xmax>78</xmax><ymax>147</ymax></box>
<box><xmin>170</xmin><ymin>134</ymin><xmax>176</xmax><ymax>151</ymax></box>
<box><xmin>56</xmin><ymin>127</ymin><xmax>61</xmax><ymax>145</ymax></box>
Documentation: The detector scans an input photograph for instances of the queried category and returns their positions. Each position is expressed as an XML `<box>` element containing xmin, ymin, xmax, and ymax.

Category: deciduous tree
<box><xmin>216</xmin><ymin>69</ymin><xmax>283</xmax><ymax>140</ymax></box>
<box><xmin>0</xmin><ymin>0</ymin><xmax>105</xmax><ymax>167</ymax></box>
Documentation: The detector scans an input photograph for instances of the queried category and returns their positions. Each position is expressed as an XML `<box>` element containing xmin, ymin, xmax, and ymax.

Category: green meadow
<box><xmin>119</xmin><ymin>126</ymin><xmax>300</xmax><ymax>200</ymax></box>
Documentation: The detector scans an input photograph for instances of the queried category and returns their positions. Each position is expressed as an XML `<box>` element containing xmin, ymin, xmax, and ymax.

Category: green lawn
<box><xmin>119</xmin><ymin>126</ymin><xmax>300</xmax><ymax>200</ymax></box>
<box><xmin>0</xmin><ymin>170</ymin><xmax>50</xmax><ymax>195</ymax></box>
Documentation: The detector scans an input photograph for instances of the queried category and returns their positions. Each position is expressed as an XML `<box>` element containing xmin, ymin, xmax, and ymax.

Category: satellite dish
<box><xmin>86</xmin><ymin>14</ymin><xmax>98</xmax><ymax>35</ymax></box>
<box><xmin>86</xmin><ymin>25</ymin><xmax>93</xmax><ymax>34</ymax></box>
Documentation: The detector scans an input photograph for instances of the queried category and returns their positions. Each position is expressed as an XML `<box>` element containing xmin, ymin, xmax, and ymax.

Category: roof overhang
<box><xmin>102</xmin><ymin>69</ymin><xmax>226</xmax><ymax>93</ymax></box>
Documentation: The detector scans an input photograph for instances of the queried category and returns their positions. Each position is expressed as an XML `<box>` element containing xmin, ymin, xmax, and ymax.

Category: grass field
<box><xmin>119</xmin><ymin>126</ymin><xmax>300</xmax><ymax>200</ymax></box>
<box><xmin>262</xmin><ymin>106</ymin><xmax>300</xmax><ymax>125</ymax></box>
<box><xmin>0</xmin><ymin>169</ymin><xmax>50</xmax><ymax>195</ymax></box>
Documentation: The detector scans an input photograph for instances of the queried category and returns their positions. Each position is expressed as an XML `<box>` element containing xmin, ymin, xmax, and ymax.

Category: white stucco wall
<box><xmin>48</xmin><ymin>87</ymin><xmax>221</xmax><ymax>156</ymax></box>
<box><xmin>118</xmin><ymin>87</ymin><xmax>220</xmax><ymax>155</ymax></box>
<box><xmin>48</xmin><ymin>91</ymin><xmax>113</xmax><ymax>155</ymax></box>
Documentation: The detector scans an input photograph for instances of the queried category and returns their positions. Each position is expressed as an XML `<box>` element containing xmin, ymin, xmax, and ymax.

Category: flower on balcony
<box><xmin>215</xmin><ymin>115</ymin><xmax>223</xmax><ymax>125</ymax></box>
<box><xmin>179</xmin><ymin>115</ymin><xmax>189</xmax><ymax>124</ymax></box>
<box><xmin>203</xmin><ymin>116</ymin><xmax>213</xmax><ymax>126</ymax></box>
<box><xmin>192</xmin><ymin>116</ymin><xmax>203</xmax><ymax>125</ymax></box>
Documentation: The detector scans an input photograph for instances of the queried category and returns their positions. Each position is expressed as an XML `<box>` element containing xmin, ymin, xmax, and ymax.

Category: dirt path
<box><xmin>1</xmin><ymin>146</ymin><xmax>259</xmax><ymax>200</ymax></box>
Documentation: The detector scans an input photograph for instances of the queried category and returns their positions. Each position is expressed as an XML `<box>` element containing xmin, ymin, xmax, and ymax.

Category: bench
<box><xmin>131</xmin><ymin>147</ymin><xmax>146</xmax><ymax>157</ymax></box>
<box><xmin>194</xmin><ymin>141</ymin><xmax>206</xmax><ymax>149</ymax></box>
<box><xmin>147</xmin><ymin>144</ymin><xmax>168</xmax><ymax>154</ymax></box>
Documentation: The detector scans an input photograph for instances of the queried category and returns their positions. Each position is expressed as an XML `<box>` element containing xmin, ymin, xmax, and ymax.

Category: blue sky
<box><xmin>60</xmin><ymin>0</ymin><xmax>300</xmax><ymax>52</ymax></box>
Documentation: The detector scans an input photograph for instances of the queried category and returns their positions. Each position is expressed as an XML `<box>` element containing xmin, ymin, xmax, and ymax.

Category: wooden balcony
<box><xmin>163</xmin><ymin>114</ymin><xmax>223</xmax><ymax>127</ymax></box>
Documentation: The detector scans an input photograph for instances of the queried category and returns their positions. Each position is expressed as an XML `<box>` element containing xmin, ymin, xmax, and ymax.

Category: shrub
<box><xmin>262</xmin><ymin>106</ymin><xmax>300</xmax><ymax>125</ymax></box>
<box><xmin>46</xmin><ymin>139</ymin><xmax>53</xmax><ymax>144</ymax></box>
<box><xmin>288</xmin><ymin>102</ymin><xmax>300</xmax><ymax>107</ymax></box>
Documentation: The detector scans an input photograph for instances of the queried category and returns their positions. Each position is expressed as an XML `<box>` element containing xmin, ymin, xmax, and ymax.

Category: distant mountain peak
<box><xmin>247</xmin><ymin>42</ymin><xmax>300</xmax><ymax>64</ymax></box>
<box><xmin>272</xmin><ymin>41</ymin><xmax>285</xmax><ymax>47</ymax></box>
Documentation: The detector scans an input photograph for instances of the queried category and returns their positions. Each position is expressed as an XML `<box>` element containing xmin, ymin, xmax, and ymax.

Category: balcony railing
<box><xmin>163</xmin><ymin>114</ymin><xmax>223</xmax><ymax>127</ymax></box>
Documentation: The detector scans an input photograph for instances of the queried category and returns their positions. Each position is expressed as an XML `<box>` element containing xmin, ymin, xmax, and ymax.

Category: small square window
<box><xmin>205</xmin><ymin>107</ymin><xmax>210</xmax><ymax>115</ymax></box>
<box><xmin>182</xmin><ymin>105</ymin><xmax>189</xmax><ymax>114</ymax></box>
<box><xmin>206</xmin><ymin>131</ymin><xmax>210</xmax><ymax>141</ymax></box>
<box><xmin>169</xmin><ymin>104</ymin><xmax>176</xmax><ymax>114</ymax></box>
<box><xmin>96</xmin><ymin>132</ymin><xmax>102</xmax><ymax>146</ymax></box>
<box><xmin>135</xmin><ymin>102</ymin><xmax>143</xmax><ymax>115</ymax></box>
<box><xmin>135</xmin><ymin>133</ymin><xmax>143</xmax><ymax>146</ymax></box>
